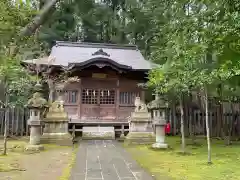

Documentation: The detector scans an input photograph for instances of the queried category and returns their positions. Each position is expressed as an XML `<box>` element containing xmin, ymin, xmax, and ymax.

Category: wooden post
<box><xmin>0</xmin><ymin>109</ymin><xmax>4</xmax><ymax>135</ymax></box>
<box><xmin>172</xmin><ymin>102</ymin><xmax>177</xmax><ymax>135</ymax></box>
<box><xmin>72</xmin><ymin>124</ymin><xmax>75</xmax><ymax>145</ymax></box>
<box><xmin>25</xmin><ymin>108</ymin><xmax>29</xmax><ymax>136</ymax></box>
<box><xmin>78</xmin><ymin>79</ymin><xmax>82</xmax><ymax>119</ymax></box>
<box><xmin>189</xmin><ymin>107</ymin><xmax>193</xmax><ymax>139</ymax></box>
<box><xmin>140</xmin><ymin>90</ymin><xmax>145</xmax><ymax>102</ymax></box>
<box><xmin>16</xmin><ymin>108</ymin><xmax>19</xmax><ymax>136</ymax></box>
<box><xmin>121</xmin><ymin>124</ymin><xmax>124</xmax><ymax>135</ymax></box>
<box><xmin>20</xmin><ymin>108</ymin><xmax>24</xmax><ymax>136</ymax></box>
<box><xmin>116</xmin><ymin>79</ymin><xmax>120</xmax><ymax>120</ymax></box>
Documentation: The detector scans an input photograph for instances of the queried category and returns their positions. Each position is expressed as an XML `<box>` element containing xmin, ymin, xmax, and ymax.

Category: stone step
<box><xmin>82</xmin><ymin>126</ymin><xmax>115</xmax><ymax>140</ymax></box>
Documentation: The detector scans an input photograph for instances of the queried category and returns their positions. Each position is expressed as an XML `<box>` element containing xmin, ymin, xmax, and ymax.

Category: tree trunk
<box><xmin>47</xmin><ymin>78</ymin><xmax>55</xmax><ymax>103</ymax></box>
<box><xmin>204</xmin><ymin>87</ymin><xmax>212</xmax><ymax>164</ymax></box>
<box><xmin>3</xmin><ymin>109</ymin><xmax>8</xmax><ymax>155</ymax></box>
<box><xmin>10</xmin><ymin>0</ymin><xmax>58</xmax><ymax>57</ymax></box>
<box><xmin>180</xmin><ymin>95</ymin><xmax>186</xmax><ymax>153</ymax></box>
<box><xmin>171</xmin><ymin>101</ymin><xmax>177</xmax><ymax>135</ymax></box>
<box><xmin>216</xmin><ymin>105</ymin><xmax>222</xmax><ymax>137</ymax></box>
<box><xmin>20</xmin><ymin>0</ymin><xmax>58</xmax><ymax>37</ymax></box>
<box><xmin>217</xmin><ymin>84</ymin><xmax>224</xmax><ymax>138</ymax></box>
<box><xmin>3</xmin><ymin>83</ymin><xmax>8</xmax><ymax>155</ymax></box>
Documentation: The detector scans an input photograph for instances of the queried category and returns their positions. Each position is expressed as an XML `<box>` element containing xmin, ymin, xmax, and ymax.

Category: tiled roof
<box><xmin>23</xmin><ymin>41</ymin><xmax>157</xmax><ymax>70</ymax></box>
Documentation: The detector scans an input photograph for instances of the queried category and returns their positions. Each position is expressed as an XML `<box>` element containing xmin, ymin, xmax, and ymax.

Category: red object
<box><xmin>165</xmin><ymin>123</ymin><xmax>171</xmax><ymax>134</ymax></box>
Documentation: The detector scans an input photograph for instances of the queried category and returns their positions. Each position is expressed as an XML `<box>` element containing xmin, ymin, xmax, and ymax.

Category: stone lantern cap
<box><xmin>147</xmin><ymin>94</ymin><xmax>168</xmax><ymax>110</ymax></box>
<box><xmin>26</xmin><ymin>83</ymin><xmax>48</xmax><ymax>109</ymax></box>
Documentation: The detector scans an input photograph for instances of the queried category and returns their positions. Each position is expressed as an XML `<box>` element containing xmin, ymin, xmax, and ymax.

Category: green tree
<box><xmin>0</xmin><ymin>0</ymin><xmax>41</xmax><ymax>155</ymax></box>
<box><xmin>148</xmin><ymin>62</ymin><xmax>195</xmax><ymax>153</ymax></box>
<box><xmin>0</xmin><ymin>51</ymin><xmax>37</xmax><ymax>155</ymax></box>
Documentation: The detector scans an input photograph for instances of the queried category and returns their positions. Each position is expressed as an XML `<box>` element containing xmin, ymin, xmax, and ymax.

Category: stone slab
<box><xmin>28</xmin><ymin>120</ymin><xmax>44</xmax><ymax>126</ymax></box>
<box><xmin>125</xmin><ymin>132</ymin><xmax>155</xmax><ymax>145</ymax></box>
<box><xmin>82</xmin><ymin>126</ymin><xmax>115</xmax><ymax>140</ymax></box>
<box><xmin>152</xmin><ymin>143</ymin><xmax>168</xmax><ymax>149</ymax></box>
<box><xmin>41</xmin><ymin>133</ymin><xmax>72</xmax><ymax>146</ymax></box>
<box><xmin>25</xmin><ymin>144</ymin><xmax>44</xmax><ymax>151</ymax></box>
<box><xmin>70</xmin><ymin>140</ymin><xmax>154</xmax><ymax>180</ymax></box>
<box><xmin>131</xmin><ymin>112</ymin><xmax>151</xmax><ymax>119</ymax></box>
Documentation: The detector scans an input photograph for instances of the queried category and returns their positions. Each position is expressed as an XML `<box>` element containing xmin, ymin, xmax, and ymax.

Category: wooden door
<box><xmin>81</xmin><ymin>79</ymin><xmax>117</xmax><ymax>121</ymax></box>
<box><xmin>81</xmin><ymin>89</ymin><xmax>99</xmax><ymax>120</ymax></box>
<box><xmin>99</xmin><ymin>89</ymin><xmax>116</xmax><ymax>120</ymax></box>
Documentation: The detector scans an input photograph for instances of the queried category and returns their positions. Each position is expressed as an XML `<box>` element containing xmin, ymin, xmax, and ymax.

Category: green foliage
<box><xmin>146</xmin><ymin>0</ymin><xmax>240</xmax><ymax>101</ymax></box>
<box><xmin>38</xmin><ymin>0</ymin><xmax>76</xmax><ymax>50</ymax></box>
<box><xmin>0</xmin><ymin>1</ymin><xmax>39</xmax><ymax>106</ymax></box>
<box><xmin>37</xmin><ymin>0</ymin><xmax>156</xmax><ymax>56</ymax></box>
<box><xmin>0</xmin><ymin>1</ymin><xmax>37</xmax><ymax>46</ymax></box>
<box><xmin>0</xmin><ymin>54</ymin><xmax>37</xmax><ymax>106</ymax></box>
<box><xmin>127</xmin><ymin>137</ymin><xmax>240</xmax><ymax>180</ymax></box>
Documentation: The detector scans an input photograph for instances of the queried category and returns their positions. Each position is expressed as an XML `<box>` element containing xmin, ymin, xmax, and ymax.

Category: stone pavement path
<box><xmin>70</xmin><ymin>140</ymin><xmax>154</xmax><ymax>180</ymax></box>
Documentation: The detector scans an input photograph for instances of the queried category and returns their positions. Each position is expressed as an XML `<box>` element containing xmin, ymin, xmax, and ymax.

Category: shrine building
<box><xmin>22</xmin><ymin>41</ymin><xmax>155</xmax><ymax>134</ymax></box>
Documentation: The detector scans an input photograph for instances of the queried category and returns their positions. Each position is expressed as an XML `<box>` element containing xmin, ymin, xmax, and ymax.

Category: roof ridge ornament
<box><xmin>92</xmin><ymin>49</ymin><xmax>110</xmax><ymax>57</ymax></box>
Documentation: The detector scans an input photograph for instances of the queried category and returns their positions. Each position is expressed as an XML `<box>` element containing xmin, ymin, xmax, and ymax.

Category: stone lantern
<box><xmin>147</xmin><ymin>93</ymin><xmax>169</xmax><ymax>149</ymax></box>
<box><xmin>25</xmin><ymin>83</ymin><xmax>48</xmax><ymax>151</ymax></box>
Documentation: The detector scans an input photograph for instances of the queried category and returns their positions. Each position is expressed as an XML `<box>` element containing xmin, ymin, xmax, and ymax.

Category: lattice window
<box><xmin>65</xmin><ymin>90</ymin><xmax>78</xmax><ymax>103</ymax></box>
<box><xmin>119</xmin><ymin>92</ymin><xmax>140</xmax><ymax>105</ymax></box>
<box><xmin>99</xmin><ymin>89</ymin><xmax>115</xmax><ymax>104</ymax></box>
<box><xmin>82</xmin><ymin>89</ymin><xmax>98</xmax><ymax>104</ymax></box>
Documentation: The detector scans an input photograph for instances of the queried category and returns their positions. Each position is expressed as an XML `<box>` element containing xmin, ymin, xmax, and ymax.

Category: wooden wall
<box><xmin>0</xmin><ymin>107</ymin><xmax>30</xmax><ymax>137</ymax></box>
<box><xmin>63</xmin><ymin>66</ymin><xmax>146</xmax><ymax>121</ymax></box>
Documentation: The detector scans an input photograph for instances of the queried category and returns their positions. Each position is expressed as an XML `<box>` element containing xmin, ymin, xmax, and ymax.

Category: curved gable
<box><xmin>67</xmin><ymin>57</ymin><xmax>132</xmax><ymax>71</ymax></box>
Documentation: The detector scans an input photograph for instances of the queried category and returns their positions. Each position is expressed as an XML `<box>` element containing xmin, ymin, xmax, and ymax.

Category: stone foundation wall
<box><xmin>43</xmin><ymin>121</ymin><xmax>68</xmax><ymax>134</ymax></box>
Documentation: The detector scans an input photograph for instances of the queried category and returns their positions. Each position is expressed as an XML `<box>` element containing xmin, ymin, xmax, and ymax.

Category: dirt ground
<box><xmin>0</xmin><ymin>139</ymin><xmax>73</xmax><ymax>180</ymax></box>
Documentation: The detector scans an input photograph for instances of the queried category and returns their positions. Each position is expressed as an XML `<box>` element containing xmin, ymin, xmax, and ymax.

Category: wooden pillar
<box><xmin>78</xmin><ymin>79</ymin><xmax>82</xmax><ymax>119</ymax></box>
<box><xmin>141</xmin><ymin>90</ymin><xmax>145</xmax><ymax>102</ymax></box>
<box><xmin>121</xmin><ymin>124</ymin><xmax>124</xmax><ymax>134</ymax></box>
<box><xmin>116</xmin><ymin>79</ymin><xmax>120</xmax><ymax>120</ymax></box>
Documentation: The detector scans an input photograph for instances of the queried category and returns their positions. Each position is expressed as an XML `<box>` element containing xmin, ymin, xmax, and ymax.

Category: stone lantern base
<box><xmin>25</xmin><ymin>120</ymin><xmax>45</xmax><ymax>151</ymax></box>
<box><xmin>41</xmin><ymin>120</ymin><xmax>72</xmax><ymax>146</ymax></box>
<box><xmin>125</xmin><ymin>111</ymin><xmax>155</xmax><ymax>145</ymax></box>
<box><xmin>125</xmin><ymin>132</ymin><xmax>155</xmax><ymax>145</ymax></box>
<box><xmin>25</xmin><ymin>144</ymin><xmax>44</xmax><ymax>151</ymax></box>
<box><xmin>152</xmin><ymin>119</ymin><xmax>168</xmax><ymax>149</ymax></box>
<box><xmin>41</xmin><ymin>100</ymin><xmax>72</xmax><ymax>146</ymax></box>
<box><xmin>152</xmin><ymin>142</ymin><xmax>168</xmax><ymax>149</ymax></box>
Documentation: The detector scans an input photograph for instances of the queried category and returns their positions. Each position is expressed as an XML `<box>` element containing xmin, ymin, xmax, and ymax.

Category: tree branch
<box><xmin>19</xmin><ymin>0</ymin><xmax>58</xmax><ymax>37</ymax></box>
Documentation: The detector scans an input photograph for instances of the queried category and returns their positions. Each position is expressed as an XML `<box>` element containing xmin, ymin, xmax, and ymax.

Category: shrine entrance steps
<box><xmin>68</xmin><ymin>121</ymin><xmax>130</xmax><ymax>139</ymax></box>
<box><xmin>82</xmin><ymin>126</ymin><xmax>115</xmax><ymax>140</ymax></box>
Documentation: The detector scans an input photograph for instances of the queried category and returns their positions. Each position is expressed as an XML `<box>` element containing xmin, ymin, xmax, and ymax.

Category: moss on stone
<box><xmin>27</xmin><ymin>92</ymin><xmax>48</xmax><ymax>109</ymax></box>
